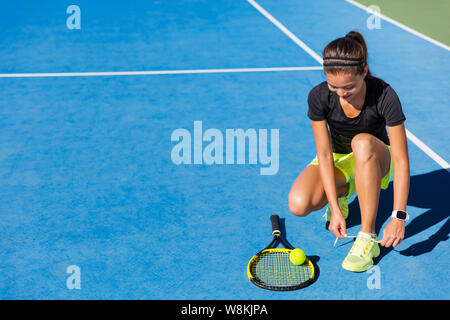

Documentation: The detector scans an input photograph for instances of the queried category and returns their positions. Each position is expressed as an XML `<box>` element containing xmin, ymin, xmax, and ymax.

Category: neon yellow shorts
<box><xmin>309</xmin><ymin>145</ymin><xmax>393</xmax><ymax>198</ymax></box>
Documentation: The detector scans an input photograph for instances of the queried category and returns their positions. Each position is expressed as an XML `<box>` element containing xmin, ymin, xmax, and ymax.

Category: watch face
<box><xmin>397</xmin><ymin>211</ymin><xmax>407</xmax><ymax>220</ymax></box>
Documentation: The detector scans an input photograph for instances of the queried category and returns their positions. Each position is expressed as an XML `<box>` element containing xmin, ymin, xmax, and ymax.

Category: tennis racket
<box><xmin>247</xmin><ymin>214</ymin><xmax>315</xmax><ymax>291</ymax></box>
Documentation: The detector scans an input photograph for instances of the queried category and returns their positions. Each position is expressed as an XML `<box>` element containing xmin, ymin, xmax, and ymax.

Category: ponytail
<box><xmin>322</xmin><ymin>31</ymin><xmax>374</xmax><ymax>78</ymax></box>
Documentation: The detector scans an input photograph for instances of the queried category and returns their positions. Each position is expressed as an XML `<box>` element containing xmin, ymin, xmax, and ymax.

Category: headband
<box><xmin>322</xmin><ymin>56</ymin><xmax>364</xmax><ymax>67</ymax></box>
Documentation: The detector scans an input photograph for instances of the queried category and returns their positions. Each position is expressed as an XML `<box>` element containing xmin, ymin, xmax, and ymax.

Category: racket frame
<box><xmin>247</xmin><ymin>215</ymin><xmax>315</xmax><ymax>291</ymax></box>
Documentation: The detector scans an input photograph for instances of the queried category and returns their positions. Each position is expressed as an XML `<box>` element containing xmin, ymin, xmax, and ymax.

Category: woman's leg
<box><xmin>289</xmin><ymin>164</ymin><xmax>350</xmax><ymax>217</ymax></box>
<box><xmin>351</xmin><ymin>133</ymin><xmax>391</xmax><ymax>234</ymax></box>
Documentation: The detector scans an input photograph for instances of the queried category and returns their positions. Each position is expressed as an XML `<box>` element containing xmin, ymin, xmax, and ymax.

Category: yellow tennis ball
<box><xmin>290</xmin><ymin>248</ymin><xmax>306</xmax><ymax>265</ymax></box>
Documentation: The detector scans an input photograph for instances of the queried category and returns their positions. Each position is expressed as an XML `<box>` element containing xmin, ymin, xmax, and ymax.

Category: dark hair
<box><xmin>322</xmin><ymin>31</ymin><xmax>373</xmax><ymax>78</ymax></box>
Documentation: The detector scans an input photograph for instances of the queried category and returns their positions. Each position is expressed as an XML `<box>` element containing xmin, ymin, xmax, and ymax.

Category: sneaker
<box><xmin>323</xmin><ymin>182</ymin><xmax>354</xmax><ymax>222</ymax></box>
<box><xmin>342</xmin><ymin>231</ymin><xmax>380</xmax><ymax>272</ymax></box>
<box><xmin>324</xmin><ymin>196</ymin><xmax>349</xmax><ymax>222</ymax></box>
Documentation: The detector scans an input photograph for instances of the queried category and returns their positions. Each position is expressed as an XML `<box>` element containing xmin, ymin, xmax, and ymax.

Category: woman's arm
<box><xmin>311</xmin><ymin>120</ymin><xmax>347</xmax><ymax>237</ymax></box>
<box><xmin>380</xmin><ymin>123</ymin><xmax>410</xmax><ymax>247</ymax></box>
<box><xmin>311</xmin><ymin>120</ymin><xmax>340</xmax><ymax>209</ymax></box>
<box><xmin>389</xmin><ymin>123</ymin><xmax>410</xmax><ymax>211</ymax></box>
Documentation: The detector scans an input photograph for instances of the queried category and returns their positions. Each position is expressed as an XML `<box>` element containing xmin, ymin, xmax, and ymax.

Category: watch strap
<box><xmin>392</xmin><ymin>210</ymin><xmax>409</xmax><ymax>221</ymax></box>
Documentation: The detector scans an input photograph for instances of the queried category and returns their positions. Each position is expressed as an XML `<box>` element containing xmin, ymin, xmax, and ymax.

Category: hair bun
<box><xmin>345</xmin><ymin>32</ymin><xmax>362</xmax><ymax>45</ymax></box>
<box><xmin>345</xmin><ymin>33</ymin><xmax>357</xmax><ymax>42</ymax></box>
<box><xmin>322</xmin><ymin>31</ymin><xmax>372</xmax><ymax>77</ymax></box>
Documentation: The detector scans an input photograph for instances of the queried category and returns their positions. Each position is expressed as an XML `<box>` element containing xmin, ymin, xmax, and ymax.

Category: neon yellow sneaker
<box><xmin>342</xmin><ymin>232</ymin><xmax>380</xmax><ymax>272</ymax></box>
<box><xmin>324</xmin><ymin>197</ymin><xmax>349</xmax><ymax>221</ymax></box>
<box><xmin>323</xmin><ymin>182</ymin><xmax>354</xmax><ymax>222</ymax></box>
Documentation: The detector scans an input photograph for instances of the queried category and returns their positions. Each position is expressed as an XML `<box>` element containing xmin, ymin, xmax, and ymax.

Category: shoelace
<box><xmin>333</xmin><ymin>235</ymin><xmax>380</xmax><ymax>248</ymax></box>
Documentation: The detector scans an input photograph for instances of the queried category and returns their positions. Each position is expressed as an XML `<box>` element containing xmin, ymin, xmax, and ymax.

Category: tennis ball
<box><xmin>290</xmin><ymin>248</ymin><xmax>306</xmax><ymax>265</ymax></box>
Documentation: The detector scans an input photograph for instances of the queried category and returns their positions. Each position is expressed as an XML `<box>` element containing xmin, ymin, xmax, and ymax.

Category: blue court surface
<box><xmin>0</xmin><ymin>0</ymin><xmax>449</xmax><ymax>300</ymax></box>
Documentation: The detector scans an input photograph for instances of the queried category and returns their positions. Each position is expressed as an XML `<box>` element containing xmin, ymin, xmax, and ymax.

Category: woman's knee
<box><xmin>288</xmin><ymin>193</ymin><xmax>315</xmax><ymax>217</ymax></box>
<box><xmin>351</xmin><ymin>133</ymin><xmax>390</xmax><ymax>173</ymax></box>
<box><xmin>289</xmin><ymin>164</ymin><xmax>327</xmax><ymax>217</ymax></box>
<box><xmin>351</xmin><ymin>133</ymin><xmax>377</xmax><ymax>161</ymax></box>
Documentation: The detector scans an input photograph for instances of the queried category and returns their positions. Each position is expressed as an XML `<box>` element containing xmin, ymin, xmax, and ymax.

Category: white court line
<box><xmin>345</xmin><ymin>0</ymin><xmax>450</xmax><ymax>171</ymax></box>
<box><xmin>247</xmin><ymin>0</ymin><xmax>323</xmax><ymax>64</ymax></box>
<box><xmin>2</xmin><ymin>2</ymin><xmax>448</xmax><ymax>171</ymax></box>
<box><xmin>405</xmin><ymin>129</ymin><xmax>450</xmax><ymax>172</ymax></box>
<box><xmin>247</xmin><ymin>0</ymin><xmax>449</xmax><ymax>171</ymax></box>
<box><xmin>0</xmin><ymin>66</ymin><xmax>323</xmax><ymax>78</ymax></box>
<box><xmin>345</xmin><ymin>0</ymin><xmax>450</xmax><ymax>51</ymax></box>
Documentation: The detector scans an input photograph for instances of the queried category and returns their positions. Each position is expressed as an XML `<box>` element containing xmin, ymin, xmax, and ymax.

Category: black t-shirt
<box><xmin>307</xmin><ymin>76</ymin><xmax>406</xmax><ymax>154</ymax></box>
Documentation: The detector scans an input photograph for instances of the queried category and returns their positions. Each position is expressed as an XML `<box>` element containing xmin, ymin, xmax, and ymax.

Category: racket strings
<box><xmin>251</xmin><ymin>251</ymin><xmax>312</xmax><ymax>288</ymax></box>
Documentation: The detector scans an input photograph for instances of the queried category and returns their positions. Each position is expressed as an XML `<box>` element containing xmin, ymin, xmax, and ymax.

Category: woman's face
<box><xmin>325</xmin><ymin>69</ymin><xmax>367</xmax><ymax>102</ymax></box>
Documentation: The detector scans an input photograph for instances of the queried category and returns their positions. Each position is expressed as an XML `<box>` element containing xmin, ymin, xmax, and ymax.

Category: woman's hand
<box><xmin>379</xmin><ymin>218</ymin><xmax>405</xmax><ymax>247</ymax></box>
<box><xmin>328</xmin><ymin>208</ymin><xmax>348</xmax><ymax>239</ymax></box>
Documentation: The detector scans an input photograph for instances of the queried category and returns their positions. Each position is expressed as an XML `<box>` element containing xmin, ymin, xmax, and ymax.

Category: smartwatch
<box><xmin>391</xmin><ymin>210</ymin><xmax>409</xmax><ymax>221</ymax></box>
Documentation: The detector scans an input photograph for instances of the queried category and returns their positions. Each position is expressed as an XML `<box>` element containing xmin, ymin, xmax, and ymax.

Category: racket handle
<box><xmin>270</xmin><ymin>214</ymin><xmax>281</xmax><ymax>236</ymax></box>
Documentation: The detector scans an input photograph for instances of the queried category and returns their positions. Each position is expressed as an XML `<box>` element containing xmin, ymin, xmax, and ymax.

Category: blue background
<box><xmin>0</xmin><ymin>0</ymin><xmax>448</xmax><ymax>299</ymax></box>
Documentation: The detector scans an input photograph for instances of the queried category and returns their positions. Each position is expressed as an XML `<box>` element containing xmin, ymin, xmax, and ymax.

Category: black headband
<box><xmin>323</xmin><ymin>63</ymin><xmax>363</xmax><ymax>67</ymax></box>
<box><xmin>323</xmin><ymin>57</ymin><xmax>363</xmax><ymax>61</ymax></box>
<box><xmin>323</xmin><ymin>56</ymin><xmax>364</xmax><ymax>67</ymax></box>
